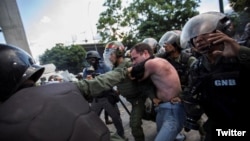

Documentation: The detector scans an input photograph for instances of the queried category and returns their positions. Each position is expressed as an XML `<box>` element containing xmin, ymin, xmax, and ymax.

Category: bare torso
<box><xmin>143</xmin><ymin>57</ymin><xmax>182</xmax><ymax>102</ymax></box>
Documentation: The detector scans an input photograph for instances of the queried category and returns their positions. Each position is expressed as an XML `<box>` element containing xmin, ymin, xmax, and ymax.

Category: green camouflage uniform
<box><xmin>76</xmin><ymin>67</ymin><xmax>128</xmax><ymax>141</ymax></box>
<box><xmin>76</xmin><ymin>58</ymin><xmax>155</xmax><ymax>141</ymax></box>
<box><xmin>76</xmin><ymin>68</ymin><xmax>127</xmax><ymax>97</ymax></box>
<box><xmin>114</xmin><ymin>58</ymin><xmax>148</xmax><ymax>141</ymax></box>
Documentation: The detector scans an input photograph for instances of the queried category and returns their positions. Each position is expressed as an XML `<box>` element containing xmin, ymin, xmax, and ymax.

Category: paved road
<box><xmin>100</xmin><ymin>96</ymin><xmax>203</xmax><ymax>141</ymax></box>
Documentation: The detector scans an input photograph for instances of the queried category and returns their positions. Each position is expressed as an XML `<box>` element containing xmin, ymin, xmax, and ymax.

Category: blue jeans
<box><xmin>154</xmin><ymin>102</ymin><xmax>186</xmax><ymax>141</ymax></box>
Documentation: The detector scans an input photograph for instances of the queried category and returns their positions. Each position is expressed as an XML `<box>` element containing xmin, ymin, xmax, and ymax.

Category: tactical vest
<box><xmin>0</xmin><ymin>82</ymin><xmax>110</xmax><ymax>141</ymax></box>
<box><xmin>190</xmin><ymin>57</ymin><xmax>248</xmax><ymax>124</ymax></box>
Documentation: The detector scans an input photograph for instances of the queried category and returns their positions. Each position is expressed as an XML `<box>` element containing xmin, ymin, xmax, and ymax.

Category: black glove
<box><xmin>131</xmin><ymin>56</ymin><xmax>154</xmax><ymax>80</ymax></box>
<box><xmin>131</xmin><ymin>62</ymin><xmax>145</xmax><ymax>80</ymax></box>
<box><xmin>183</xmin><ymin>101</ymin><xmax>203</xmax><ymax>132</ymax></box>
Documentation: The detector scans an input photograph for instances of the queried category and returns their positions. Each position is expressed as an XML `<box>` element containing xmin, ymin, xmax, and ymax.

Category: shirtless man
<box><xmin>128</xmin><ymin>42</ymin><xmax>186</xmax><ymax>141</ymax></box>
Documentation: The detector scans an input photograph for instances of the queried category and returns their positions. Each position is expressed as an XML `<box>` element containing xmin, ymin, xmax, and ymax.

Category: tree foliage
<box><xmin>97</xmin><ymin>0</ymin><xmax>125</xmax><ymax>42</ymax></box>
<box><xmin>228</xmin><ymin>0</ymin><xmax>250</xmax><ymax>13</ymax></box>
<box><xmin>39</xmin><ymin>44</ymin><xmax>86</xmax><ymax>74</ymax></box>
<box><xmin>227</xmin><ymin>0</ymin><xmax>250</xmax><ymax>34</ymax></box>
<box><xmin>96</xmin><ymin>0</ymin><xmax>200</xmax><ymax>48</ymax></box>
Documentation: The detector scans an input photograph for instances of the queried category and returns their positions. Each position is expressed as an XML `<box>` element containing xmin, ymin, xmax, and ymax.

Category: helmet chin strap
<box><xmin>18</xmin><ymin>79</ymin><xmax>35</xmax><ymax>90</ymax></box>
<box><xmin>114</xmin><ymin>62</ymin><xmax>119</xmax><ymax>67</ymax></box>
<box><xmin>114</xmin><ymin>57</ymin><xmax>120</xmax><ymax>67</ymax></box>
<box><xmin>92</xmin><ymin>62</ymin><xmax>99</xmax><ymax>70</ymax></box>
<box><xmin>114</xmin><ymin>55</ymin><xmax>124</xmax><ymax>67</ymax></box>
<box><xmin>88</xmin><ymin>58</ymin><xmax>98</xmax><ymax>70</ymax></box>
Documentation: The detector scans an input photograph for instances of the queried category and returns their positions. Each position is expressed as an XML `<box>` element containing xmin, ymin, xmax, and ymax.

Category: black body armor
<box><xmin>0</xmin><ymin>82</ymin><xmax>110</xmax><ymax>141</ymax></box>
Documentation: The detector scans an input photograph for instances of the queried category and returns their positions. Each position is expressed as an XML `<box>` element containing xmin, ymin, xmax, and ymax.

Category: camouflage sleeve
<box><xmin>187</xmin><ymin>56</ymin><xmax>197</xmax><ymax>69</ymax></box>
<box><xmin>75</xmin><ymin>68</ymin><xmax>128</xmax><ymax>97</ymax></box>
<box><xmin>238</xmin><ymin>46</ymin><xmax>250</xmax><ymax>69</ymax></box>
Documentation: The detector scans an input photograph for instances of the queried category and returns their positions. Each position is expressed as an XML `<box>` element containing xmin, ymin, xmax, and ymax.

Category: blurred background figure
<box><xmin>48</xmin><ymin>74</ymin><xmax>64</xmax><ymax>83</ymax></box>
<box><xmin>75</xmin><ymin>72</ymin><xmax>83</xmax><ymax>81</ymax></box>
<box><xmin>239</xmin><ymin>22</ymin><xmax>250</xmax><ymax>47</ymax></box>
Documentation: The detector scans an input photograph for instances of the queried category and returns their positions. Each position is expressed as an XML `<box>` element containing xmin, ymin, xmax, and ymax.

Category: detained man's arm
<box><xmin>75</xmin><ymin>68</ymin><xmax>127</xmax><ymax>97</ymax></box>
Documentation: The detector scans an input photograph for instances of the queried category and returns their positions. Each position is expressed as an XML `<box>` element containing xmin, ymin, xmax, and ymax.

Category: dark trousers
<box><xmin>91</xmin><ymin>97</ymin><xmax>124</xmax><ymax>137</ymax></box>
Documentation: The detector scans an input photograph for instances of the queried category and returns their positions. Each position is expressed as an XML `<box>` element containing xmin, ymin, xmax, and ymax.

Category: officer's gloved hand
<box><xmin>131</xmin><ymin>64</ymin><xmax>145</xmax><ymax>80</ymax></box>
<box><xmin>131</xmin><ymin>56</ymin><xmax>154</xmax><ymax>80</ymax></box>
<box><xmin>184</xmin><ymin>116</ymin><xmax>200</xmax><ymax>132</ymax></box>
<box><xmin>182</xmin><ymin>91</ymin><xmax>203</xmax><ymax>132</ymax></box>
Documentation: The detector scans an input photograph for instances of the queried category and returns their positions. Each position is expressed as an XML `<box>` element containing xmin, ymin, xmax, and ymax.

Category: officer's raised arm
<box><xmin>75</xmin><ymin>67</ymin><xmax>128</xmax><ymax>97</ymax></box>
<box><xmin>207</xmin><ymin>30</ymin><xmax>250</xmax><ymax>68</ymax></box>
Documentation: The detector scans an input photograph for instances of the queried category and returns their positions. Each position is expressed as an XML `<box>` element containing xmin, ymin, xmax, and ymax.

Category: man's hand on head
<box><xmin>208</xmin><ymin>30</ymin><xmax>240</xmax><ymax>57</ymax></box>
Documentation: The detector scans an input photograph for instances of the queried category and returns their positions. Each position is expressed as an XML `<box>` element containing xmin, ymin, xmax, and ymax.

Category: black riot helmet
<box><xmin>0</xmin><ymin>44</ymin><xmax>45</xmax><ymax>101</ymax></box>
<box><xmin>180</xmin><ymin>11</ymin><xmax>234</xmax><ymax>49</ymax></box>
<box><xmin>159</xmin><ymin>30</ymin><xmax>182</xmax><ymax>52</ymax></box>
<box><xmin>85</xmin><ymin>50</ymin><xmax>101</xmax><ymax>60</ymax></box>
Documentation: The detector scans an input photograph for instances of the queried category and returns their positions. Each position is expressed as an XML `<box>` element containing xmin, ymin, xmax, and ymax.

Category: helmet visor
<box><xmin>103</xmin><ymin>48</ymin><xmax>115</xmax><ymax>69</ymax></box>
<box><xmin>181</xmin><ymin>12</ymin><xmax>227</xmax><ymax>49</ymax></box>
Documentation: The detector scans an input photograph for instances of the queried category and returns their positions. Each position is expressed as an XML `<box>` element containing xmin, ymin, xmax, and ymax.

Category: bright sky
<box><xmin>0</xmin><ymin>0</ymin><xmax>230</xmax><ymax>60</ymax></box>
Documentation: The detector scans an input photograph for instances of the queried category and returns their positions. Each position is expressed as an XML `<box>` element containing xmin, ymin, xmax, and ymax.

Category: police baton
<box><xmin>118</xmin><ymin>96</ymin><xmax>131</xmax><ymax>116</ymax></box>
<box><xmin>113</xmin><ymin>86</ymin><xmax>131</xmax><ymax>115</ymax></box>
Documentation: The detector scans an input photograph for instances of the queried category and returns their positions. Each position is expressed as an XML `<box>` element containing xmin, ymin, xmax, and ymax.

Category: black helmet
<box><xmin>159</xmin><ymin>30</ymin><xmax>182</xmax><ymax>50</ymax></box>
<box><xmin>85</xmin><ymin>50</ymin><xmax>101</xmax><ymax>60</ymax></box>
<box><xmin>0</xmin><ymin>44</ymin><xmax>45</xmax><ymax>101</ymax></box>
<box><xmin>180</xmin><ymin>11</ymin><xmax>233</xmax><ymax>49</ymax></box>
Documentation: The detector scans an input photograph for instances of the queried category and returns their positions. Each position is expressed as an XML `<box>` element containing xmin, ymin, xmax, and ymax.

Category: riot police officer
<box><xmin>155</xmin><ymin>30</ymin><xmax>198</xmax><ymax>141</ymax></box>
<box><xmin>180</xmin><ymin>11</ymin><xmax>250</xmax><ymax>141</ymax></box>
<box><xmin>83</xmin><ymin>50</ymin><xmax>125</xmax><ymax>138</ymax></box>
<box><xmin>0</xmin><ymin>43</ymin><xmax>127</xmax><ymax>141</ymax></box>
<box><xmin>83</xmin><ymin>50</ymin><xmax>113</xmax><ymax>123</ymax></box>
<box><xmin>157</xmin><ymin>30</ymin><xmax>196</xmax><ymax>89</ymax></box>
<box><xmin>104</xmin><ymin>41</ymin><xmax>155</xmax><ymax>141</ymax></box>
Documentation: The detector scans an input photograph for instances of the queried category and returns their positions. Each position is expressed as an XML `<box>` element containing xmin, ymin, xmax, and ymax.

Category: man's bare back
<box><xmin>129</xmin><ymin>42</ymin><xmax>186</xmax><ymax>141</ymax></box>
<box><xmin>142</xmin><ymin>57</ymin><xmax>182</xmax><ymax>102</ymax></box>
